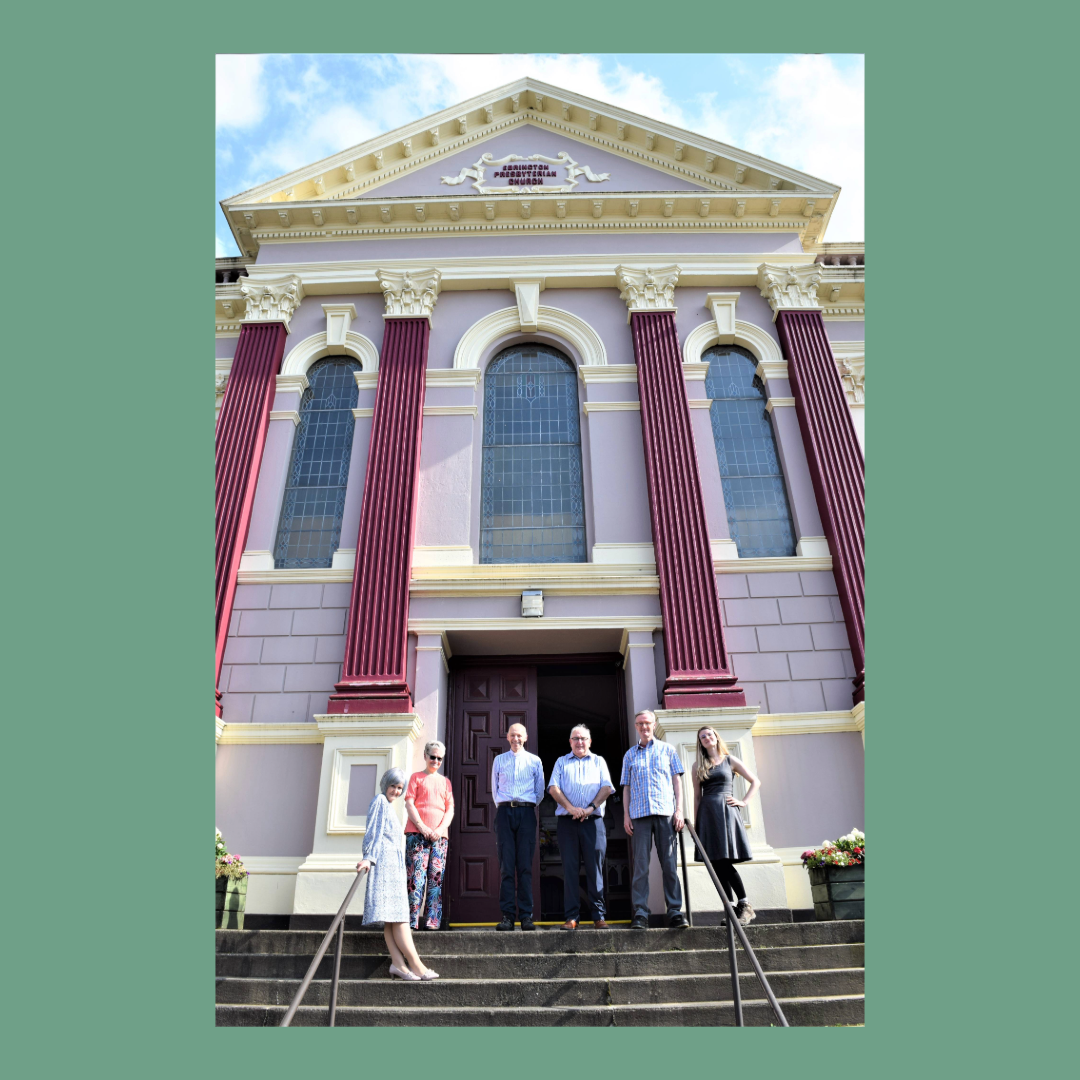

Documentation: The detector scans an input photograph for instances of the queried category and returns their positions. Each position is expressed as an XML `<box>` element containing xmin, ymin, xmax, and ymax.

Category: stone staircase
<box><xmin>216</xmin><ymin>919</ymin><xmax>864</xmax><ymax>1026</ymax></box>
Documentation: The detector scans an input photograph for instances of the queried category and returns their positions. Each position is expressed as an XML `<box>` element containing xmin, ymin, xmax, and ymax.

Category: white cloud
<box><xmin>215</xmin><ymin>233</ymin><xmax>228</xmax><ymax>257</ymax></box>
<box><xmin>216</xmin><ymin>55</ymin><xmax>267</xmax><ymax>130</ymax></box>
<box><xmin>692</xmin><ymin>55</ymin><xmax>864</xmax><ymax>240</ymax></box>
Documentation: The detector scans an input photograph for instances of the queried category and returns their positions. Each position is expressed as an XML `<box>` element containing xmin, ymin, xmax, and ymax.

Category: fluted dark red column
<box><xmin>631</xmin><ymin>311</ymin><xmax>745</xmax><ymax>709</ymax></box>
<box><xmin>328</xmin><ymin>318</ymin><xmax>429</xmax><ymax>714</ymax></box>
<box><xmin>776</xmin><ymin>311</ymin><xmax>865</xmax><ymax>704</ymax></box>
<box><xmin>215</xmin><ymin>321</ymin><xmax>288</xmax><ymax>715</ymax></box>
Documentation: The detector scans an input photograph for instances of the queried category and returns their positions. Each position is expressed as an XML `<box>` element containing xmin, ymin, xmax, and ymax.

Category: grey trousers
<box><xmin>630</xmin><ymin>814</ymin><xmax>683</xmax><ymax>918</ymax></box>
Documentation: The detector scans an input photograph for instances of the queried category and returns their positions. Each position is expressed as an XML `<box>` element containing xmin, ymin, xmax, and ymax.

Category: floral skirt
<box><xmin>405</xmin><ymin>834</ymin><xmax>448</xmax><ymax>929</ymax></box>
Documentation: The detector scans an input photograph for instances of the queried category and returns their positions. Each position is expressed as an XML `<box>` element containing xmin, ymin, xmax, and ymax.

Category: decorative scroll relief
<box><xmin>616</xmin><ymin>265</ymin><xmax>681</xmax><ymax>316</ymax></box>
<box><xmin>376</xmin><ymin>268</ymin><xmax>441</xmax><ymax>319</ymax></box>
<box><xmin>838</xmin><ymin>357</ymin><xmax>865</xmax><ymax>403</ymax></box>
<box><xmin>756</xmin><ymin>263</ymin><xmax>824</xmax><ymax>316</ymax></box>
<box><xmin>440</xmin><ymin>152</ymin><xmax>611</xmax><ymax>194</ymax></box>
<box><xmin>240</xmin><ymin>274</ymin><xmax>304</xmax><ymax>329</ymax></box>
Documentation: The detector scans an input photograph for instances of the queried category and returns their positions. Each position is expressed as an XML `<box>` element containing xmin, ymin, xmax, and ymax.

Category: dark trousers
<box><xmin>495</xmin><ymin>804</ymin><xmax>537</xmax><ymax>918</ymax></box>
<box><xmin>556</xmin><ymin>815</ymin><xmax>607</xmax><ymax>921</ymax></box>
<box><xmin>630</xmin><ymin>814</ymin><xmax>683</xmax><ymax>918</ymax></box>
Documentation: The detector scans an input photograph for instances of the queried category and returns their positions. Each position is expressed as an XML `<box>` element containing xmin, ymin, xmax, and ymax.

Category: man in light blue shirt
<box><xmin>490</xmin><ymin>722</ymin><xmax>546</xmax><ymax>931</ymax></box>
<box><xmin>548</xmin><ymin>725</ymin><xmax>615</xmax><ymax>930</ymax></box>
<box><xmin>620</xmin><ymin>710</ymin><xmax>687</xmax><ymax>930</ymax></box>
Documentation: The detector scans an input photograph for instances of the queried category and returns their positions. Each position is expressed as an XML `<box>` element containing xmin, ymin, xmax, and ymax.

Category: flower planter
<box><xmin>808</xmin><ymin>864</ymin><xmax>864</xmax><ymax>921</ymax></box>
<box><xmin>216</xmin><ymin>876</ymin><xmax>248</xmax><ymax>930</ymax></box>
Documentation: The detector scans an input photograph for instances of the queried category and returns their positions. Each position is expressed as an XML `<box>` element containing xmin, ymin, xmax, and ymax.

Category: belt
<box><xmin>502</xmin><ymin>800</ymin><xmax>536</xmax><ymax>808</ymax></box>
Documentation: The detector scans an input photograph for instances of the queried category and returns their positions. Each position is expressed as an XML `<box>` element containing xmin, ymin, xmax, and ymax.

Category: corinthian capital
<box><xmin>377</xmin><ymin>268</ymin><xmax>442</xmax><ymax>321</ymax></box>
<box><xmin>616</xmin><ymin>265</ymin><xmax>680</xmax><ymax>321</ymax></box>
<box><xmin>239</xmin><ymin>273</ymin><xmax>304</xmax><ymax>330</ymax></box>
<box><xmin>756</xmin><ymin>263</ymin><xmax>824</xmax><ymax>319</ymax></box>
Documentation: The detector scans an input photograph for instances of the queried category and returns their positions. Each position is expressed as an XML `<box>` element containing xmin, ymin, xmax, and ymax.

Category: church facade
<box><xmin>213</xmin><ymin>78</ymin><xmax>865</xmax><ymax>925</ymax></box>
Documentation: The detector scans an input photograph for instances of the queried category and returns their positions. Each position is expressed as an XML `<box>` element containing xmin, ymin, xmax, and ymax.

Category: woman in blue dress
<box><xmin>356</xmin><ymin>768</ymin><xmax>440</xmax><ymax>981</ymax></box>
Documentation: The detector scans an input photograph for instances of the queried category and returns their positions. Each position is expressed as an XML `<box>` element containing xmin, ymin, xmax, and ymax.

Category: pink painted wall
<box><xmin>825</xmin><ymin>320</ymin><xmax>864</xmax><ymax>342</ymax></box>
<box><xmin>216</xmin><ymin>336</ymin><xmax>240</xmax><ymax>360</ymax></box>
<box><xmin>368</xmin><ymin>125</ymin><xmax>711</xmax><ymax>199</ymax></box>
<box><xmin>215</xmin><ymin>744</ymin><xmax>322</xmax><ymax>856</ymax></box>
<box><xmin>752</xmin><ymin>732</ymin><xmax>864</xmax><ymax>848</ymax></box>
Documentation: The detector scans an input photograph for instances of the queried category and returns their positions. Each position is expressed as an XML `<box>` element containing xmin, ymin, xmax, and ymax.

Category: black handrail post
<box><xmin>280</xmin><ymin>869</ymin><xmax>366</xmax><ymax>1028</ymax></box>
<box><xmin>683</xmin><ymin>821</ymin><xmax>789</xmax><ymax>1027</ymax></box>
<box><xmin>727</xmin><ymin>908</ymin><xmax>743</xmax><ymax>1025</ymax></box>
<box><xmin>328</xmin><ymin>916</ymin><xmax>345</xmax><ymax>1027</ymax></box>
<box><xmin>677</xmin><ymin>825</ymin><xmax>693</xmax><ymax>927</ymax></box>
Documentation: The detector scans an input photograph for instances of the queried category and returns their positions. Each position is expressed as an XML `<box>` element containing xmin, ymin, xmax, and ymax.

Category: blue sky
<box><xmin>216</xmin><ymin>53</ymin><xmax>864</xmax><ymax>256</ymax></box>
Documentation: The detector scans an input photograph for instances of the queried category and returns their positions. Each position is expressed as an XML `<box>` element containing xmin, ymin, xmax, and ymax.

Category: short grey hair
<box><xmin>570</xmin><ymin>725</ymin><xmax>591</xmax><ymax>739</ymax></box>
<box><xmin>380</xmin><ymin>768</ymin><xmax>406</xmax><ymax>795</ymax></box>
<box><xmin>634</xmin><ymin>710</ymin><xmax>657</xmax><ymax>724</ymax></box>
<box><xmin>424</xmin><ymin>741</ymin><xmax>447</xmax><ymax>758</ymax></box>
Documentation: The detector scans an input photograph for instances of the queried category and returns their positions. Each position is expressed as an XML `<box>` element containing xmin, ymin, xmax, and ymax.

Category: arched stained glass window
<box><xmin>274</xmin><ymin>357</ymin><xmax>361</xmax><ymax>568</ymax></box>
<box><xmin>481</xmin><ymin>344</ymin><xmax>586</xmax><ymax>563</ymax></box>
<box><xmin>705</xmin><ymin>345</ymin><xmax>796</xmax><ymax>559</ymax></box>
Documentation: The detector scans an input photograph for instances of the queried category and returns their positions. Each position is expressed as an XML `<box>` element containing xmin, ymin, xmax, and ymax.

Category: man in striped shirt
<box><xmin>548</xmin><ymin>725</ymin><xmax>615</xmax><ymax>930</ymax></box>
<box><xmin>490</xmin><ymin>722</ymin><xmax>546</xmax><ymax>931</ymax></box>
<box><xmin>620</xmin><ymin>710</ymin><xmax>688</xmax><ymax>930</ymax></box>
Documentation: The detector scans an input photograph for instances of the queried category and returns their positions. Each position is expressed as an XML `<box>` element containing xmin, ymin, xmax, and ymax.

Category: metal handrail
<box><xmin>679</xmin><ymin>821</ymin><xmax>789</xmax><ymax>1027</ymax></box>
<box><xmin>279</xmin><ymin>868</ymin><xmax>367</xmax><ymax>1028</ymax></box>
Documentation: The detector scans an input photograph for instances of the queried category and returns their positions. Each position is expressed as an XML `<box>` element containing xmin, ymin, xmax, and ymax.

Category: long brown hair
<box><xmin>695</xmin><ymin>727</ymin><xmax>730</xmax><ymax>782</ymax></box>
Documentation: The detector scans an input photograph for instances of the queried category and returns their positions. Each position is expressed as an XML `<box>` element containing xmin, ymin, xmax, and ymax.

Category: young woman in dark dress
<box><xmin>692</xmin><ymin>727</ymin><xmax>761</xmax><ymax>925</ymax></box>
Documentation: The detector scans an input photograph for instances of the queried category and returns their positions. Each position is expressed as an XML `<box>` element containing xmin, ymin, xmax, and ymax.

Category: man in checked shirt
<box><xmin>491</xmin><ymin>722</ymin><xmax>546</xmax><ymax>931</ymax></box>
<box><xmin>620</xmin><ymin>710</ymin><xmax>689</xmax><ymax>930</ymax></box>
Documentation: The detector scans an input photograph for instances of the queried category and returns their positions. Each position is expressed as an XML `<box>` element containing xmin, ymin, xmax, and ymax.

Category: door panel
<box><xmin>447</xmin><ymin>665</ymin><xmax>539</xmax><ymax>924</ymax></box>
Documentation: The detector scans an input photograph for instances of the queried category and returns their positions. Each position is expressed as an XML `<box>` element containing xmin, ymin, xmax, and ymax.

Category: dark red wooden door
<box><xmin>447</xmin><ymin>665</ymin><xmax>539</xmax><ymax>924</ymax></box>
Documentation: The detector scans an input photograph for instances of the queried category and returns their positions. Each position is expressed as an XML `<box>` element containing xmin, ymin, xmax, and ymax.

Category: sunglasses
<box><xmin>428</xmin><ymin>755</ymin><xmax>443</xmax><ymax>761</ymax></box>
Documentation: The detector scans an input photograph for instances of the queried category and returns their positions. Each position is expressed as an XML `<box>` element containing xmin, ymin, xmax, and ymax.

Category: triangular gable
<box><xmin>368</xmin><ymin>124</ymin><xmax>711</xmax><ymax>199</ymax></box>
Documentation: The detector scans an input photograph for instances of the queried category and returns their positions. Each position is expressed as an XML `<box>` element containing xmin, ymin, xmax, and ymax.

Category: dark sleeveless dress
<box><xmin>694</xmin><ymin>758</ymin><xmax>753</xmax><ymax>864</ymax></box>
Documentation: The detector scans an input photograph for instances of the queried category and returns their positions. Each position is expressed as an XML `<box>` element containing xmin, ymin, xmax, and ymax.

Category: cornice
<box><xmin>217</xmin><ymin>722</ymin><xmax>322</xmax><ymax>745</ymax></box>
<box><xmin>751</xmin><ymin>709</ymin><xmax>863</xmax><ymax>737</ymax></box>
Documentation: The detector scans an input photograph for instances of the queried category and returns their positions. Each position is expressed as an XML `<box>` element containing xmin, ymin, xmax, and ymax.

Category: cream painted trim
<box><xmin>751</xmin><ymin>709</ymin><xmax>863</xmax><ymax>736</ymax></box>
<box><xmin>765</xmin><ymin>398</ymin><xmax>796</xmax><ymax>413</ymax></box>
<box><xmin>796</xmin><ymin>536</ymin><xmax>831</xmax><ymax>558</ymax></box>
<box><xmin>316</xmin><ymin>713</ymin><xmax>425</xmax><ymax>740</ymax></box>
<box><xmin>218</xmin><ymin>723</ymin><xmax>323</xmax><ymax>744</ymax></box>
<box><xmin>715</xmin><ymin>555</ymin><xmax>832</xmax><ymax>573</ymax></box>
<box><xmin>355</xmin><ymin>372</ymin><xmax>378</xmax><ymax>390</ymax></box>
<box><xmin>215</xmin><ymin>716</ymin><xmax>225</xmax><ymax>743</ymax></box>
<box><xmin>331</xmin><ymin>548</ymin><xmax>355</xmax><ymax>570</ymax></box>
<box><xmin>580</xmin><ymin>364</ymin><xmax>637</xmax><ymax>384</ymax></box>
<box><xmin>682</xmin><ymin>361</ymin><xmax>710</xmax><ymax>382</ymax></box>
<box><xmin>239</xmin><ymin>550</ymin><xmax>275</xmax><ymax>571</ymax></box>
<box><xmin>688</xmin><ymin>398</ymin><xmax>712</xmax><ymax>409</ymax></box>
<box><xmin>453</xmin><ymin>305</ymin><xmax>607</xmax><ymax>370</ymax></box>
<box><xmin>830</xmin><ymin>341</ymin><xmax>866</xmax><ymax>362</ymax></box>
<box><xmin>269</xmin><ymin>409</ymin><xmax>301</xmax><ymax>426</ymax></box>
<box><xmin>423</xmin><ymin>405</ymin><xmax>477</xmax><ymax>416</ymax></box>
<box><xmin>592</xmin><ymin>542</ymin><xmax>655</xmax><ymax>564</ymax></box>
<box><xmin>281</xmin><ymin>329</ymin><xmax>379</xmax><ymax>376</ymax></box>
<box><xmin>711</xmin><ymin>539</ymin><xmax>740</xmax><ymax>561</ymax></box>
<box><xmin>275</xmin><ymin>373</ymin><xmax>309</xmax><ymax>395</ymax></box>
<box><xmin>425</xmin><ymin>368</ymin><xmax>482</xmax><ymax>387</ymax></box>
<box><xmin>412</xmin><ymin>545</ymin><xmax>474</xmax><ymax>566</ymax></box>
<box><xmin>238</xmin><ymin>567</ymin><xmax>353</xmax><ymax>584</ymax></box>
<box><xmin>409</xmin><ymin>615</ymin><xmax>662</xmax><ymax>634</ymax></box>
<box><xmin>756</xmin><ymin>359</ymin><xmax>789</xmax><ymax>381</ymax></box>
<box><xmin>410</xmin><ymin>562</ymin><xmax>659</xmax><ymax>597</ymax></box>
<box><xmin>243</xmin><ymin>856</ymin><xmax>305</xmax><ymax>875</ymax></box>
<box><xmin>583</xmin><ymin>401</ymin><xmax>639</xmax><ymax>413</ymax></box>
<box><xmin>682</xmin><ymin>318</ymin><xmax>785</xmax><ymax>372</ymax></box>
<box><xmin>352</xmin><ymin>408</ymin><xmax>374</xmax><ymax>419</ymax></box>
<box><xmin>216</xmin><ymin>329</ymin><xmax>241</xmax><ymax>339</ymax></box>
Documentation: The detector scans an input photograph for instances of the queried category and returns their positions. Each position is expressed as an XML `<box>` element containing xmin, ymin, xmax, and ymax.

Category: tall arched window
<box><xmin>481</xmin><ymin>344</ymin><xmax>586</xmax><ymax>563</ymax></box>
<box><xmin>705</xmin><ymin>345</ymin><xmax>796</xmax><ymax>558</ymax></box>
<box><xmin>274</xmin><ymin>357</ymin><xmax>361</xmax><ymax>568</ymax></box>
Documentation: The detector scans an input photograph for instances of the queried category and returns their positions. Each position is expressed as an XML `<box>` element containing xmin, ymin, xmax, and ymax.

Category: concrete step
<box><xmin>216</xmin><ymin>942</ymin><xmax>864</xmax><ymax>981</ymax></box>
<box><xmin>216</xmin><ymin>967</ymin><xmax>864</xmax><ymax>1008</ymax></box>
<box><xmin>216</xmin><ymin>921</ymin><xmax>864</xmax><ymax>957</ymax></box>
<box><xmin>216</xmin><ymin>994</ymin><xmax>864</xmax><ymax>1027</ymax></box>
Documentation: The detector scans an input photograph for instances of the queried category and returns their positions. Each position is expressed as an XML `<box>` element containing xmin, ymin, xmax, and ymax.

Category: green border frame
<box><xmin>10</xmin><ymin>0</ymin><xmax>1060</xmax><ymax>1071</ymax></box>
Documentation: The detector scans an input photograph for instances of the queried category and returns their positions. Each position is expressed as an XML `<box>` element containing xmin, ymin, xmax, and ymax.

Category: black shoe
<box><xmin>629</xmin><ymin>915</ymin><xmax>649</xmax><ymax>930</ymax></box>
<box><xmin>496</xmin><ymin>916</ymin><xmax>515</xmax><ymax>931</ymax></box>
<box><xmin>520</xmin><ymin>916</ymin><xmax>537</xmax><ymax>931</ymax></box>
<box><xmin>734</xmin><ymin>901</ymin><xmax>756</xmax><ymax>925</ymax></box>
<box><xmin>668</xmin><ymin>913</ymin><xmax>689</xmax><ymax>929</ymax></box>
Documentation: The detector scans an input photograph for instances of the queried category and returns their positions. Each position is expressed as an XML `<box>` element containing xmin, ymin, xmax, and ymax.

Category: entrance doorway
<box><xmin>446</xmin><ymin>655</ymin><xmax>631</xmax><ymax>925</ymax></box>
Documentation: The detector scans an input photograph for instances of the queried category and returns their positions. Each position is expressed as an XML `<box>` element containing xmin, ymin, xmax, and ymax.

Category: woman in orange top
<box><xmin>404</xmin><ymin>740</ymin><xmax>455</xmax><ymax>930</ymax></box>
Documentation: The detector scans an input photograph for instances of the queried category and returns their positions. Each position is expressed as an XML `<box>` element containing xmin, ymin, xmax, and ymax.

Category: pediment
<box><xmin>221</xmin><ymin>78</ymin><xmax>842</xmax><ymax>256</ymax></box>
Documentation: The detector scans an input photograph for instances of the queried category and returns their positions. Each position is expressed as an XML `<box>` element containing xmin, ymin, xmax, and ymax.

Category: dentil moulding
<box><xmin>756</xmin><ymin>263</ymin><xmax>825</xmax><ymax>318</ymax></box>
<box><xmin>240</xmin><ymin>274</ymin><xmax>304</xmax><ymax>330</ymax></box>
<box><xmin>377</xmin><ymin>268</ymin><xmax>441</xmax><ymax>321</ymax></box>
<box><xmin>616</xmin><ymin>265</ymin><xmax>680</xmax><ymax>321</ymax></box>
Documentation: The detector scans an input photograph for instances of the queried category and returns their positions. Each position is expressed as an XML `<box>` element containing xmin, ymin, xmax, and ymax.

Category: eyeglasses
<box><xmin>428</xmin><ymin>755</ymin><xmax>443</xmax><ymax>761</ymax></box>
<box><xmin>570</xmin><ymin>737</ymin><xmax>588</xmax><ymax>741</ymax></box>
